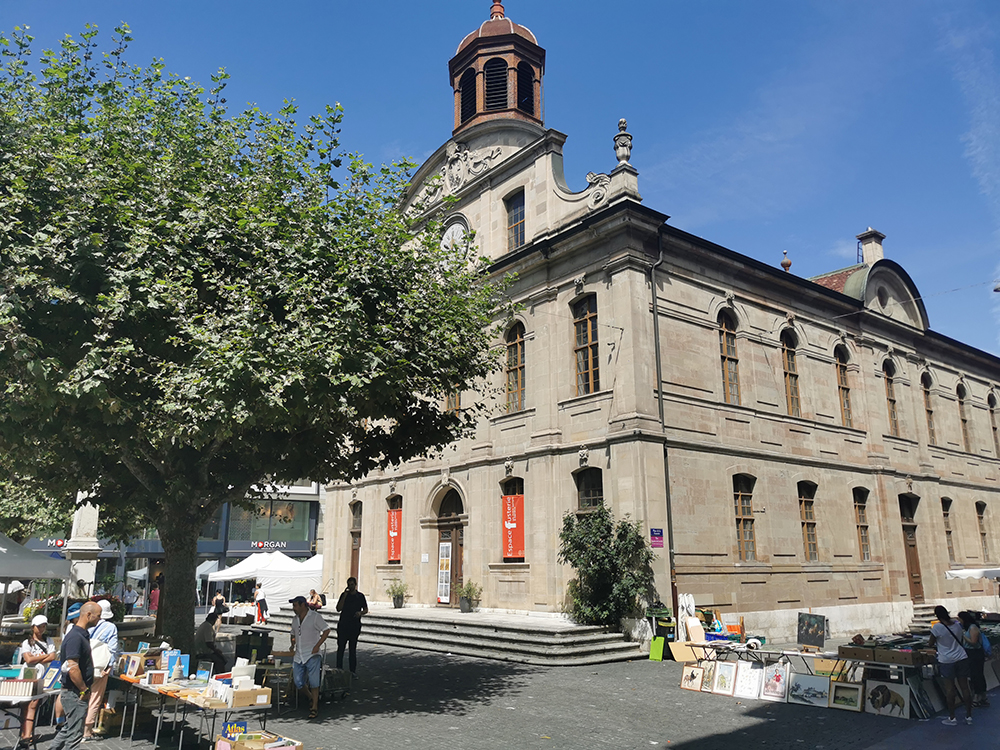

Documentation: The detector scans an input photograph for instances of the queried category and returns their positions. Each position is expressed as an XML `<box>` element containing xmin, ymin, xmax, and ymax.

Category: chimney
<box><xmin>856</xmin><ymin>227</ymin><xmax>885</xmax><ymax>265</ymax></box>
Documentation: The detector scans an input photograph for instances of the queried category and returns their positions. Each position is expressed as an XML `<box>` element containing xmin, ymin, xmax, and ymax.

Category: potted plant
<box><xmin>386</xmin><ymin>580</ymin><xmax>408</xmax><ymax>609</ymax></box>
<box><xmin>458</xmin><ymin>580</ymin><xmax>482</xmax><ymax>613</ymax></box>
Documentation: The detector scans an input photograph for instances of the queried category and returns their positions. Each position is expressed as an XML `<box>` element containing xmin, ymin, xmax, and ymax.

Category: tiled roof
<box><xmin>809</xmin><ymin>265</ymin><xmax>865</xmax><ymax>293</ymax></box>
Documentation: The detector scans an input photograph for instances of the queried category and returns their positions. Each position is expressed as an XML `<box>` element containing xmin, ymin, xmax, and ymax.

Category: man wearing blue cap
<box><xmin>50</xmin><ymin>601</ymin><xmax>101</xmax><ymax>750</ymax></box>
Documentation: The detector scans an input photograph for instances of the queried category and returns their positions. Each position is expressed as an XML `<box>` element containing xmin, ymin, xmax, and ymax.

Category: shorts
<box><xmin>939</xmin><ymin>658</ymin><xmax>971</xmax><ymax>680</ymax></box>
<box><xmin>293</xmin><ymin>654</ymin><xmax>322</xmax><ymax>689</ymax></box>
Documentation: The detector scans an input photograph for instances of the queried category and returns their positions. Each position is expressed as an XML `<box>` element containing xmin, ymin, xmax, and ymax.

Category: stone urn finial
<box><xmin>614</xmin><ymin>118</ymin><xmax>633</xmax><ymax>166</ymax></box>
<box><xmin>491</xmin><ymin>1</ymin><xmax>505</xmax><ymax>19</ymax></box>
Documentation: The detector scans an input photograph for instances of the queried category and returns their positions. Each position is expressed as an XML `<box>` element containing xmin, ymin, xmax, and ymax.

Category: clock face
<box><xmin>441</xmin><ymin>223</ymin><xmax>467</xmax><ymax>253</ymax></box>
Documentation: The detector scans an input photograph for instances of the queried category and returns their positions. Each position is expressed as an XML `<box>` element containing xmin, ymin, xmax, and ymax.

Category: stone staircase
<box><xmin>908</xmin><ymin>603</ymin><xmax>937</xmax><ymax>634</ymax></box>
<box><xmin>261</xmin><ymin>607</ymin><xmax>644</xmax><ymax>667</ymax></box>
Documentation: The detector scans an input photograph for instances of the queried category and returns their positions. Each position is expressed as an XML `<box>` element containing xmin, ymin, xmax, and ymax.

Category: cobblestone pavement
<box><xmin>7</xmin><ymin>643</ymin><xmax>994</xmax><ymax>750</ymax></box>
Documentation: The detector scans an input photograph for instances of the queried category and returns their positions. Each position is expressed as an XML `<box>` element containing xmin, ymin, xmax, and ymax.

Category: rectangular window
<box><xmin>782</xmin><ymin>338</ymin><xmax>801</xmax><ymax>417</ymax></box>
<box><xmin>576</xmin><ymin>469</ymin><xmax>603</xmax><ymax>510</ymax></box>
<box><xmin>978</xmin><ymin>503</ymin><xmax>990</xmax><ymax>562</ymax></box>
<box><xmin>799</xmin><ymin>483</ymin><xmax>818</xmax><ymax>562</ymax></box>
<box><xmin>719</xmin><ymin>315</ymin><xmax>740</xmax><ymax>406</ymax></box>
<box><xmin>445</xmin><ymin>392</ymin><xmax>461</xmax><ymax>413</ymax></box>
<box><xmin>884</xmin><ymin>368</ymin><xmax>899</xmax><ymax>437</ymax></box>
<box><xmin>837</xmin><ymin>356</ymin><xmax>853</xmax><ymax>429</ymax></box>
<box><xmin>505</xmin><ymin>324</ymin><xmax>525</xmax><ymax>413</ymax></box>
<box><xmin>942</xmin><ymin>499</ymin><xmax>955</xmax><ymax>564</ymax></box>
<box><xmin>923</xmin><ymin>383</ymin><xmax>936</xmax><ymax>445</ymax></box>
<box><xmin>733</xmin><ymin>475</ymin><xmax>756</xmax><ymax>562</ymax></box>
<box><xmin>573</xmin><ymin>296</ymin><xmax>600</xmax><ymax>396</ymax></box>
<box><xmin>506</xmin><ymin>190</ymin><xmax>526</xmax><ymax>252</ymax></box>
<box><xmin>268</xmin><ymin>501</ymin><xmax>311</xmax><ymax>542</ymax></box>
<box><xmin>854</xmin><ymin>488</ymin><xmax>871</xmax><ymax>562</ymax></box>
<box><xmin>959</xmin><ymin>389</ymin><xmax>971</xmax><ymax>453</ymax></box>
<box><xmin>227</xmin><ymin>501</ymin><xmax>272</xmax><ymax>541</ymax></box>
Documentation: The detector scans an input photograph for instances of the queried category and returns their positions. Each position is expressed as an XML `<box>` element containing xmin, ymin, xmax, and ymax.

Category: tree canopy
<box><xmin>0</xmin><ymin>25</ymin><xmax>507</xmax><ymax>650</ymax></box>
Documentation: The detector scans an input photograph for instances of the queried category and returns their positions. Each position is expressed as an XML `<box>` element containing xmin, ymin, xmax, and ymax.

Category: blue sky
<box><xmin>3</xmin><ymin>1</ymin><xmax>1000</xmax><ymax>355</ymax></box>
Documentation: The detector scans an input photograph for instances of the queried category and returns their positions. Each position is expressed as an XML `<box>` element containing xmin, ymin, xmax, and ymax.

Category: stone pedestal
<box><xmin>63</xmin><ymin>495</ymin><xmax>102</xmax><ymax>592</ymax></box>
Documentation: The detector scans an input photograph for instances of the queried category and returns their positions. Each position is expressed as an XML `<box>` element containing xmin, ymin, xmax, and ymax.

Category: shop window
<box><xmin>798</xmin><ymin>481</ymin><xmax>818</xmax><ymax>562</ymax></box>
<box><xmin>942</xmin><ymin>498</ymin><xmax>956</xmax><ymax>564</ymax></box>
<box><xmin>576</xmin><ymin>468</ymin><xmax>603</xmax><ymax>511</ymax></box>
<box><xmin>835</xmin><ymin>346</ymin><xmax>852</xmax><ymax>429</ymax></box>
<box><xmin>199</xmin><ymin>504</ymin><xmax>224</xmax><ymax>541</ymax></box>
<box><xmin>719</xmin><ymin>311</ymin><xmax>740</xmax><ymax>406</ymax></box>
<box><xmin>853</xmin><ymin>488</ymin><xmax>871</xmax><ymax>562</ymax></box>
<box><xmin>506</xmin><ymin>322</ymin><xmax>526</xmax><ymax>413</ymax></box>
<box><xmin>734</xmin><ymin>474</ymin><xmax>756</xmax><ymax>561</ymax></box>
<box><xmin>573</xmin><ymin>295</ymin><xmax>599</xmax><ymax>396</ymax></box>
<box><xmin>922</xmin><ymin>374</ymin><xmax>936</xmax><ymax>446</ymax></box>
<box><xmin>883</xmin><ymin>361</ymin><xmax>899</xmax><ymax>437</ymax></box>
<box><xmin>228</xmin><ymin>501</ymin><xmax>271</xmax><ymax>541</ymax></box>
<box><xmin>958</xmin><ymin>384</ymin><xmax>971</xmax><ymax>453</ymax></box>
<box><xmin>781</xmin><ymin>330</ymin><xmax>800</xmax><ymax>417</ymax></box>
<box><xmin>268</xmin><ymin>501</ymin><xmax>310</xmax><ymax>542</ymax></box>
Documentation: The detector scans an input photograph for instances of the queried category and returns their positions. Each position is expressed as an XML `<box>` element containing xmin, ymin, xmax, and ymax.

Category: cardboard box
<box><xmin>229</xmin><ymin>687</ymin><xmax>271</xmax><ymax>708</ymax></box>
<box><xmin>838</xmin><ymin>646</ymin><xmax>875</xmax><ymax>660</ymax></box>
<box><xmin>214</xmin><ymin>732</ymin><xmax>301</xmax><ymax>750</ymax></box>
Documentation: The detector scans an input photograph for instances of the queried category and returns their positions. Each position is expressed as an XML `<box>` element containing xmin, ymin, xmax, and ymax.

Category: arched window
<box><xmin>516</xmin><ymin>62</ymin><xmax>534</xmax><ymax>115</ymax></box>
<box><xmin>853</xmin><ymin>488</ymin><xmax>870</xmax><ymax>561</ymax></box>
<box><xmin>387</xmin><ymin>496</ymin><xmax>402</xmax><ymax>564</ymax></box>
<box><xmin>501</xmin><ymin>477</ymin><xmax>524</xmax><ymax>496</ymax></box>
<box><xmin>941</xmin><ymin>498</ymin><xmax>956</xmax><ymax>563</ymax></box>
<box><xmin>958</xmin><ymin>384</ymin><xmax>971</xmax><ymax>452</ymax></box>
<box><xmin>781</xmin><ymin>330</ymin><xmax>800</xmax><ymax>417</ymax></box>
<box><xmin>439</xmin><ymin>490</ymin><xmax>464</xmax><ymax>518</ymax></box>
<box><xmin>460</xmin><ymin>68</ymin><xmax>477</xmax><ymax>124</ymax></box>
<box><xmin>718</xmin><ymin>311</ymin><xmax>740</xmax><ymax>405</ymax></box>
<box><xmin>733</xmin><ymin>474</ymin><xmax>756</xmax><ymax>561</ymax></box>
<box><xmin>835</xmin><ymin>347</ymin><xmax>852</xmax><ymax>428</ymax></box>
<box><xmin>798</xmin><ymin>481</ymin><xmax>818</xmax><ymax>561</ymax></box>
<box><xmin>922</xmin><ymin>374</ymin><xmax>936</xmax><ymax>445</ymax></box>
<box><xmin>484</xmin><ymin>58</ymin><xmax>507</xmax><ymax>110</ymax></box>
<box><xmin>387</xmin><ymin>496</ymin><xmax>402</xmax><ymax>511</ymax></box>
<box><xmin>506</xmin><ymin>190</ymin><xmax>525</xmax><ymax>252</ymax></box>
<box><xmin>575</xmin><ymin>468</ymin><xmax>603</xmax><ymax>510</ymax></box>
<box><xmin>978</xmin><ymin>501</ymin><xmax>991</xmax><ymax>562</ymax></box>
<box><xmin>505</xmin><ymin>322</ymin><xmax>525</xmax><ymax>413</ymax></box>
<box><xmin>883</xmin><ymin>361</ymin><xmax>899</xmax><ymax>437</ymax></box>
<box><xmin>990</xmin><ymin>393</ymin><xmax>1000</xmax><ymax>457</ymax></box>
<box><xmin>573</xmin><ymin>296</ymin><xmax>599</xmax><ymax>396</ymax></box>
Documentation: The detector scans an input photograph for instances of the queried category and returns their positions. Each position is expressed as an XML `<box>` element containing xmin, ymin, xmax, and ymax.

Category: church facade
<box><xmin>322</xmin><ymin>2</ymin><xmax>1000</xmax><ymax>640</ymax></box>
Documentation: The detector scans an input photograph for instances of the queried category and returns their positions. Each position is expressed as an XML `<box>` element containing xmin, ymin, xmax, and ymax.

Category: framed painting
<box><xmin>787</xmin><ymin>672</ymin><xmax>830</xmax><ymax>707</ymax></box>
<box><xmin>680</xmin><ymin>666</ymin><xmax>704</xmax><ymax>692</ymax></box>
<box><xmin>712</xmin><ymin>661</ymin><xmax>737</xmax><ymax>696</ymax></box>
<box><xmin>760</xmin><ymin>662</ymin><xmax>788</xmax><ymax>702</ymax></box>
<box><xmin>796</xmin><ymin>612</ymin><xmax>826</xmax><ymax>649</ymax></box>
<box><xmin>829</xmin><ymin>681</ymin><xmax>863</xmax><ymax>712</ymax></box>
<box><xmin>733</xmin><ymin>661</ymin><xmax>764</xmax><ymax>699</ymax></box>
<box><xmin>700</xmin><ymin>660</ymin><xmax>716</xmax><ymax>693</ymax></box>
<box><xmin>864</xmin><ymin>680</ymin><xmax>909</xmax><ymax>718</ymax></box>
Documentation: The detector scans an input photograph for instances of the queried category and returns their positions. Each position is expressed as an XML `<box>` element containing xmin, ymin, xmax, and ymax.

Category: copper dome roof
<box><xmin>456</xmin><ymin>2</ymin><xmax>538</xmax><ymax>54</ymax></box>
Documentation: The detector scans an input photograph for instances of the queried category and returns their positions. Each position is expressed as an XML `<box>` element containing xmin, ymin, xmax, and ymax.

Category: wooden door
<box><xmin>902</xmin><ymin>524</ymin><xmax>924</xmax><ymax>603</ymax></box>
<box><xmin>437</xmin><ymin>526</ymin><xmax>464</xmax><ymax>607</ymax></box>
<box><xmin>350</xmin><ymin>531</ymin><xmax>361</xmax><ymax>580</ymax></box>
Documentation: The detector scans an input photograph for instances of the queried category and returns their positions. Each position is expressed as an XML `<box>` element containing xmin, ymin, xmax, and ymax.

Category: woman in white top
<box><xmin>928</xmin><ymin>605</ymin><xmax>973</xmax><ymax>726</ymax></box>
<box><xmin>18</xmin><ymin>614</ymin><xmax>56</xmax><ymax>747</ymax></box>
<box><xmin>254</xmin><ymin>584</ymin><xmax>268</xmax><ymax>623</ymax></box>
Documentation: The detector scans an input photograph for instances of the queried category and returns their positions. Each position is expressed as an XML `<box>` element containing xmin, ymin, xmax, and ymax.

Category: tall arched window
<box><xmin>733</xmin><ymin>474</ymin><xmax>756</xmax><ymax>561</ymax></box>
<box><xmin>506</xmin><ymin>190</ymin><xmax>525</xmax><ymax>252</ymax></box>
<box><xmin>573</xmin><ymin>296</ymin><xmax>599</xmax><ymax>396</ymax></box>
<box><xmin>798</xmin><ymin>481</ymin><xmax>818</xmax><ymax>561</ymax></box>
<box><xmin>853</xmin><ymin>488</ymin><xmax>870</xmax><ymax>561</ymax></box>
<box><xmin>575</xmin><ymin>468</ymin><xmax>603</xmax><ymax>510</ymax></box>
<box><xmin>516</xmin><ymin>62</ymin><xmax>534</xmax><ymax>115</ymax></box>
<box><xmin>460</xmin><ymin>68</ymin><xmax>477</xmax><ymax>124</ymax></box>
<box><xmin>501</xmin><ymin>477</ymin><xmax>524</xmax><ymax>496</ymax></box>
<box><xmin>978</xmin><ymin>501</ymin><xmax>991</xmax><ymax>562</ymax></box>
<box><xmin>718</xmin><ymin>311</ymin><xmax>740</xmax><ymax>406</ymax></box>
<box><xmin>387</xmin><ymin>496</ymin><xmax>402</xmax><ymax>564</ymax></box>
<box><xmin>835</xmin><ymin>347</ymin><xmax>852</xmax><ymax>428</ymax></box>
<box><xmin>958</xmin><ymin>384</ymin><xmax>971</xmax><ymax>452</ymax></box>
<box><xmin>990</xmin><ymin>393</ymin><xmax>1000</xmax><ymax>457</ymax></box>
<box><xmin>941</xmin><ymin>498</ymin><xmax>956</xmax><ymax>564</ymax></box>
<box><xmin>781</xmin><ymin>330</ymin><xmax>800</xmax><ymax>417</ymax></box>
<box><xmin>505</xmin><ymin>322</ymin><xmax>526</xmax><ymax>413</ymax></box>
<box><xmin>883</xmin><ymin>361</ymin><xmax>899</xmax><ymax>437</ymax></box>
<box><xmin>484</xmin><ymin>58</ymin><xmax>507</xmax><ymax>110</ymax></box>
<box><xmin>922</xmin><ymin>374</ymin><xmax>936</xmax><ymax>445</ymax></box>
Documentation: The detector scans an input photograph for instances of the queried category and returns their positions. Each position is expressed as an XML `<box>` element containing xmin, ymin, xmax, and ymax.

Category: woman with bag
<box><xmin>84</xmin><ymin>600</ymin><xmax>119</xmax><ymax>740</ymax></box>
<box><xmin>958</xmin><ymin>611</ymin><xmax>990</xmax><ymax>707</ymax></box>
<box><xmin>17</xmin><ymin>614</ymin><xmax>57</xmax><ymax>748</ymax></box>
<box><xmin>929</xmin><ymin>605</ymin><xmax>974</xmax><ymax>726</ymax></box>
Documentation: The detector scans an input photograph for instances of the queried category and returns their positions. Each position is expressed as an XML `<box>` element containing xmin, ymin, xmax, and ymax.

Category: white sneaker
<box><xmin>966</xmin><ymin>717</ymin><xmax>973</xmax><ymax>725</ymax></box>
<box><xmin>942</xmin><ymin>718</ymin><xmax>958</xmax><ymax>726</ymax></box>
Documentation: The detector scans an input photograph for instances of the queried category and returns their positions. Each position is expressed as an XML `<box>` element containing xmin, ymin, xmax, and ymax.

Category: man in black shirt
<box><xmin>335</xmin><ymin>577</ymin><xmax>368</xmax><ymax>676</ymax></box>
<box><xmin>51</xmin><ymin>601</ymin><xmax>101</xmax><ymax>750</ymax></box>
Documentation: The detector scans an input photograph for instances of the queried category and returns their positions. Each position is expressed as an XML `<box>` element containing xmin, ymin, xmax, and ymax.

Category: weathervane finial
<box><xmin>491</xmin><ymin>1</ymin><xmax>505</xmax><ymax>19</ymax></box>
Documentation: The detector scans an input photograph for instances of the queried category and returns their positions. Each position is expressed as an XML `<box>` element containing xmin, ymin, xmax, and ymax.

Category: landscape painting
<box><xmin>787</xmin><ymin>672</ymin><xmax>830</xmax><ymax>707</ymax></box>
<box><xmin>829</xmin><ymin>682</ymin><xmax>863</xmax><ymax>712</ymax></box>
<box><xmin>712</xmin><ymin>662</ymin><xmax>737</xmax><ymax>696</ymax></box>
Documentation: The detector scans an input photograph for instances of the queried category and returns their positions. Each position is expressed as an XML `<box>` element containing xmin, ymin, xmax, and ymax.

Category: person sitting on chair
<box><xmin>307</xmin><ymin>590</ymin><xmax>323</xmax><ymax>611</ymax></box>
<box><xmin>288</xmin><ymin>595</ymin><xmax>330</xmax><ymax>719</ymax></box>
<box><xmin>194</xmin><ymin>613</ymin><xmax>227</xmax><ymax>676</ymax></box>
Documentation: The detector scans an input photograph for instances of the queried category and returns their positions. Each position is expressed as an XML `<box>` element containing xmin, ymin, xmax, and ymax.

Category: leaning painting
<box><xmin>760</xmin><ymin>662</ymin><xmax>788</xmax><ymax>702</ymax></box>
<box><xmin>865</xmin><ymin>680</ymin><xmax>910</xmax><ymax>718</ymax></box>
<box><xmin>787</xmin><ymin>672</ymin><xmax>830</xmax><ymax>707</ymax></box>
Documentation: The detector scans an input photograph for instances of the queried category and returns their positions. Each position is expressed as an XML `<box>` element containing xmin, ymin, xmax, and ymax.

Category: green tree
<box><xmin>558</xmin><ymin>505</ymin><xmax>656</xmax><ymax>628</ymax></box>
<box><xmin>0</xmin><ymin>472</ymin><xmax>75</xmax><ymax>544</ymax></box>
<box><xmin>0</xmin><ymin>26</ymin><xmax>506</xmax><ymax>651</ymax></box>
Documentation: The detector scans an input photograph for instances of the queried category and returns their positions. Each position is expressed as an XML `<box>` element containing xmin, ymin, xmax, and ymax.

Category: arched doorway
<box><xmin>435</xmin><ymin>490</ymin><xmax>465</xmax><ymax>607</ymax></box>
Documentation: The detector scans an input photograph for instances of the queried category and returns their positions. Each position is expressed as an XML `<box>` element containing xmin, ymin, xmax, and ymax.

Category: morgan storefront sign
<box><xmin>45</xmin><ymin>539</ymin><xmax>66</xmax><ymax>548</ymax></box>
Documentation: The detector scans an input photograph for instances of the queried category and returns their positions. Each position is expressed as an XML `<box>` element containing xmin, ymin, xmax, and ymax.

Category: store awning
<box><xmin>945</xmin><ymin>568</ymin><xmax>1000</xmax><ymax>580</ymax></box>
<box><xmin>0</xmin><ymin>531</ymin><xmax>72</xmax><ymax>580</ymax></box>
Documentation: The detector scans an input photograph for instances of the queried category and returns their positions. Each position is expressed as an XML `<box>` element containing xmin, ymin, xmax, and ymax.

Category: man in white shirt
<box><xmin>288</xmin><ymin>595</ymin><xmax>330</xmax><ymax>719</ymax></box>
<box><xmin>122</xmin><ymin>585</ymin><xmax>138</xmax><ymax>615</ymax></box>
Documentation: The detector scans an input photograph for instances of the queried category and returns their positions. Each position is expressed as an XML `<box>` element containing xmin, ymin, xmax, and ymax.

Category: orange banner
<box><xmin>502</xmin><ymin>495</ymin><xmax>525</xmax><ymax>559</ymax></box>
<box><xmin>387</xmin><ymin>508</ymin><xmax>401</xmax><ymax>562</ymax></box>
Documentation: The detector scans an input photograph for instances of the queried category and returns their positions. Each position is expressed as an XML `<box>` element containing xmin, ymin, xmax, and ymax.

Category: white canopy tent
<box><xmin>257</xmin><ymin>554</ymin><xmax>322</xmax><ymax>610</ymax></box>
<box><xmin>945</xmin><ymin>568</ymin><xmax>1000</xmax><ymax>581</ymax></box>
<box><xmin>206</xmin><ymin>551</ymin><xmax>296</xmax><ymax>582</ymax></box>
<box><xmin>128</xmin><ymin>559</ymin><xmax>219</xmax><ymax>582</ymax></box>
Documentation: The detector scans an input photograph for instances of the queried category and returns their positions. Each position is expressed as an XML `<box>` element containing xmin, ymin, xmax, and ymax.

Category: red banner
<box><xmin>502</xmin><ymin>495</ymin><xmax>525</xmax><ymax>558</ymax></box>
<box><xmin>387</xmin><ymin>508</ymin><xmax>401</xmax><ymax>562</ymax></box>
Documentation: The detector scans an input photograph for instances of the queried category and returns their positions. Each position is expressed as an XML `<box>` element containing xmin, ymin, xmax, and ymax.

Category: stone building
<box><xmin>322</xmin><ymin>1</ymin><xmax>1000</xmax><ymax>640</ymax></box>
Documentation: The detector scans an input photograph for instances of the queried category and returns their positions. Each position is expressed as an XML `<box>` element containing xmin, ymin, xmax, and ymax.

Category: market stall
<box><xmin>0</xmin><ymin>530</ymin><xmax>72</xmax><ymax>631</ymax></box>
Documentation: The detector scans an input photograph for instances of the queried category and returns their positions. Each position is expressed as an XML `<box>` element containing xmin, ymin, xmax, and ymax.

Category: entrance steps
<box><xmin>908</xmin><ymin>603</ymin><xmax>937</xmax><ymax>634</ymax></box>
<box><xmin>262</xmin><ymin>607</ymin><xmax>644</xmax><ymax>667</ymax></box>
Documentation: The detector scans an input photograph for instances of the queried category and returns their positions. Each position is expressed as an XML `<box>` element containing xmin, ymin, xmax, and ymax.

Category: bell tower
<box><xmin>449</xmin><ymin>1</ymin><xmax>545</xmax><ymax>136</ymax></box>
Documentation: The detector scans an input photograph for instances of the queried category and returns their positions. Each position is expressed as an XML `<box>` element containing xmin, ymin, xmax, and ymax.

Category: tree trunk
<box><xmin>158</xmin><ymin>520</ymin><xmax>201</xmax><ymax>656</ymax></box>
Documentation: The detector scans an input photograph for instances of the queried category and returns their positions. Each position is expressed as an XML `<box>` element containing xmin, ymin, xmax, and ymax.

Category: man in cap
<box><xmin>288</xmin><ymin>595</ymin><xmax>330</xmax><ymax>719</ymax></box>
<box><xmin>50</xmin><ymin>601</ymin><xmax>101</xmax><ymax>750</ymax></box>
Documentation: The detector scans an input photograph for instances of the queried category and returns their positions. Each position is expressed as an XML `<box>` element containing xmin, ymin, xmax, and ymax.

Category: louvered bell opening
<box><xmin>460</xmin><ymin>69</ymin><xmax>477</xmax><ymax>124</ymax></box>
<box><xmin>516</xmin><ymin>62</ymin><xmax>533</xmax><ymax>115</ymax></box>
<box><xmin>484</xmin><ymin>58</ymin><xmax>508</xmax><ymax>110</ymax></box>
